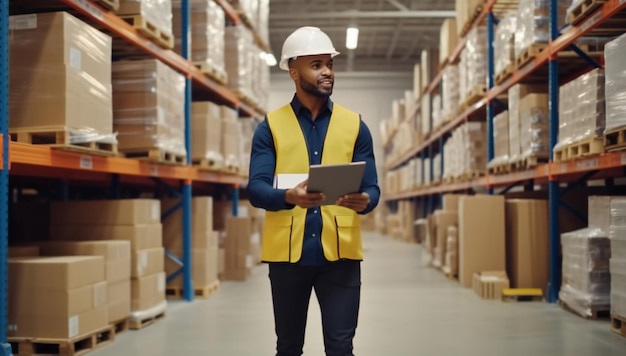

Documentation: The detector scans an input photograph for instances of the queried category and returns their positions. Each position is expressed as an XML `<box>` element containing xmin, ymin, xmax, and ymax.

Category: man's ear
<box><xmin>289</xmin><ymin>67</ymin><xmax>298</xmax><ymax>81</ymax></box>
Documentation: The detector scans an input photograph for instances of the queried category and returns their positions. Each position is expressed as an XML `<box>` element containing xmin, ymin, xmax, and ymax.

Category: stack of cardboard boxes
<box><xmin>191</xmin><ymin>102</ymin><xmax>225</xmax><ymax>168</ymax></box>
<box><xmin>117</xmin><ymin>0</ymin><xmax>173</xmax><ymax>41</ymax></box>
<box><xmin>9</xmin><ymin>12</ymin><xmax>114</xmax><ymax>145</ymax></box>
<box><xmin>49</xmin><ymin>200</ymin><xmax>166</xmax><ymax>316</ymax></box>
<box><xmin>162</xmin><ymin>197</ymin><xmax>219</xmax><ymax>292</ymax></box>
<box><xmin>8</xmin><ymin>255</ymin><xmax>109</xmax><ymax>339</ymax></box>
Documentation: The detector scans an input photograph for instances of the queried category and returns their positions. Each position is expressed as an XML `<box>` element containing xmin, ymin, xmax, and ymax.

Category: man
<box><xmin>247</xmin><ymin>26</ymin><xmax>380</xmax><ymax>356</ymax></box>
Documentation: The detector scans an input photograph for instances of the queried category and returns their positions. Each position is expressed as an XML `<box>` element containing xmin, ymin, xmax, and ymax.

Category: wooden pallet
<box><xmin>611</xmin><ymin>314</ymin><xmax>626</xmax><ymax>338</ymax></box>
<box><xmin>568</xmin><ymin>0</ymin><xmax>608</xmax><ymax>25</ymax></box>
<box><xmin>604</xmin><ymin>127</ymin><xmax>626</xmax><ymax>152</ymax></box>
<box><xmin>222</xmin><ymin>163</ymin><xmax>240</xmax><ymax>175</ymax></box>
<box><xmin>123</xmin><ymin>148</ymin><xmax>186</xmax><ymax>165</ymax></box>
<box><xmin>511</xmin><ymin>154</ymin><xmax>549</xmax><ymax>171</ymax></box>
<box><xmin>516</xmin><ymin>44</ymin><xmax>548</xmax><ymax>68</ymax></box>
<box><xmin>459</xmin><ymin>85</ymin><xmax>486</xmax><ymax>112</ymax></box>
<box><xmin>193</xmin><ymin>62</ymin><xmax>228</xmax><ymax>85</ymax></box>
<box><xmin>492</xmin><ymin>0</ymin><xmax>519</xmax><ymax>18</ymax></box>
<box><xmin>460</xmin><ymin>4</ymin><xmax>483</xmax><ymax>37</ymax></box>
<box><xmin>553</xmin><ymin>137</ymin><xmax>604</xmax><ymax>162</ymax></box>
<box><xmin>487</xmin><ymin>161</ymin><xmax>511</xmax><ymax>175</ymax></box>
<box><xmin>129</xmin><ymin>310</ymin><xmax>167</xmax><ymax>330</ymax></box>
<box><xmin>111</xmin><ymin>317</ymin><xmax>130</xmax><ymax>336</ymax></box>
<box><xmin>192</xmin><ymin>158</ymin><xmax>224</xmax><ymax>171</ymax></box>
<box><xmin>166</xmin><ymin>280</ymin><xmax>220</xmax><ymax>300</ymax></box>
<box><xmin>95</xmin><ymin>0</ymin><xmax>119</xmax><ymax>11</ymax></box>
<box><xmin>502</xmin><ymin>288</ymin><xmax>543</xmax><ymax>302</ymax></box>
<box><xmin>495</xmin><ymin>63</ymin><xmax>515</xmax><ymax>85</ymax></box>
<box><xmin>10</xmin><ymin>128</ymin><xmax>118</xmax><ymax>156</ymax></box>
<box><xmin>120</xmin><ymin>15</ymin><xmax>174</xmax><ymax>49</ymax></box>
<box><xmin>459</xmin><ymin>171</ymin><xmax>485</xmax><ymax>182</ymax></box>
<box><xmin>559</xmin><ymin>300</ymin><xmax>610</xmax><ymax>320</ymax></box>
<box><xmin>9</xmin><ymin>325</ymin><xmax>114</xmax><ymax>356</ymax></box>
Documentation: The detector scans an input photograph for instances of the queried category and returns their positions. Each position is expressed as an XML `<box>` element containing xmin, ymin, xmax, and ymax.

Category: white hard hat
<box><xmin>279</xmin><ymin>26</ymin><xmax>340</xmax><ymax>71</ymax></box>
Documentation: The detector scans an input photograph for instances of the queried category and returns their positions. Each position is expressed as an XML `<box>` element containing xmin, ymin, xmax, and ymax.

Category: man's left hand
<box><xmin>336</xmin><ymin>193</ymin><xmax>370</xmax><ymax>213</ymax></box>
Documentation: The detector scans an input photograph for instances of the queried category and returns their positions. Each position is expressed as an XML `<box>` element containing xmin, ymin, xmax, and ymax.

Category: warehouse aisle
<box><xmin>92</xmin><ymin>232</ymin><xmax>626</xmax><ymax>356</ymax></box>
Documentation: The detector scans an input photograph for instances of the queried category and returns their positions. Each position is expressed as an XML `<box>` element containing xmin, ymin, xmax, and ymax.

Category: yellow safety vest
<box><xmin>261</xmin><ymin>103</ymin><xmax>363</xmax><ymax>263</ymax></box>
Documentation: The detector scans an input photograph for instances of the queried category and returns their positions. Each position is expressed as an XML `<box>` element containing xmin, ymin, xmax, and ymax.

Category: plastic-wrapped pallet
<box><xmin>221</xmin><ymin>106</ymin><xmax>242</xmax><ymax>170</ymax></box>
<box><xmin>421</xmin><ymin>94</ymin><xmax>431</xmax><ymax>138</ymax></box>
<box><xmin>494</xmin><ymin>13</ymin><xmax>517</xmax><ymax>77</ymax></box>
<box><xmin>461</xmin><ymin>122</ymin><xmax>487</xmax><ymax>176</ymax></box>
<box><xmin>112</xmin><ymin>59</ymin><xmax>186</xmax><ymax>157</ymax></box>
<box><xmin>604</xmin><ymin>32</ymin><xmax>626</xmax><ymax>133</ymax></box>
<box><xmin>555</xmin><ymin>69</ymin><xmax>605</xmax><ymax>150</ymax></box>
<box><xmin>611</xmin><ymin>198</ymin><xmax>626</xmax><ymax>318</ymax></box>
<box><xmin>515</xmin><ymin>0</ymin><xmax>568</xmax><ymax>59</ymax></box>
<box><xmin>225</xmin><ymin>25</ymin><xmax>254</xmax><ymax>100</ymax></box>
<box><xmin>488</xmin><ymin>111</ymin><xmax>510</xmax><ymax>169</ymax></box>
<box><xmin>432</xmin><ymin>94</ymin><xmax>442</xmax><ymax>130</ymax></box>
<box><xmin>172</xmin><ymin>0</ymin><xmax>226</xmax><ymax>79</ymax></box>
<box><xmin>257</xmin><ymin>0</ymin><xmax>270</xmax><ymax>45</ymax></box>
<box><xmin>508</xmin><ymin>84</ymin><xmax>547</xmax><ymax>164</ymax></box>
<box><xmin>118</xmin><ymin>0</ymin><xmax>173</xmax><ymax>38</ymax></box>
<box><xmin>442</xmin><ymin>64</ymin><xmax>460</xmax><ymax>120</ymax></box>
<box><xmin>191</xmin><ymin>102</ymin><xmax>224</xmax><ymax>166</ymax></box>
<box><xmin>460</xmin><ymin>27</ymin><xmax>487</xmax><ymax>104</ymax></box>
<box><xmin>424</xmin><ymin>158</ymin><xmax>431</xmax><ymax>186</ymax></box>
<box><xmin>560</xmin><ymin>227</ymin><xmax>611</xmax><ymax>318</ymax></box>
<box><xmin>520</xmin><ymin>93</ymin><xmax>549</xmax><ymax>160</ymax></box>
<box><xmin>433</xmin><ymin>153</ymin><xmax>441</xmax><ymax>183</ymax></box>
<box><xmin>9</xmin><ymin>12</ymin><xmax>116</xmax><ymax>145</ymax></box>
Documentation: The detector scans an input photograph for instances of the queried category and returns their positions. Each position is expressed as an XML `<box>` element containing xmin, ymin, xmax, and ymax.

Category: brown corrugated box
<box><xmin>10</xmin><ymin>281</ymin><xmax>107</xmax><ymax>318</ymax></box>
<box><xmin>442</xmin><ymin>194</ymin><xmax>464</xmax><ymax>212</ymax></box>
<box><xmin>131</xmin><ymin>272</ymin><xmax>166</xmax><ymax>311</ymax></box>
<box><xmin>108</xmin><ymin>280</ymin><xmax>131</xmax><ymax>322</ymax></box>
<box><xmin>439</xmin><ymin>19</ymin><xmax>458</xmax><ymax>63</ymax></box>
<box><xmin>49</xmin><ymin>224</ymin><xmax>163</xmax><ymax>251</ymax></box>
<box><xmin>9</xmin><ymin>305</ymin><xmax>108</xmax><ymax>339</ymax></box>
<box><xmin>132</xmin><ymin>248</ymin><xmax>165</xmax><ymax>278</ymax></box>
<box><xmin>165</xmin><ymin>248</ymin><xmax>219</xmax><ymax>287</ymax></box>
<box><xmin>505</xmin><ymin>199</ymin><xmax>549</xmax><ymax>292</ymax></box>
<box><xmin>162</xmin><ymin>197</ymin><xmax>215</xmax><ymax>253</ymax></box>
<box><xmin>38</xmin><ymin>241</ymin><xmax>131</xmax><ymax>283</ymax></box>
<box><xmin>192</xmin><ymin>102</ymin><xmax>222</xmax><ymax>161</ymax></box>
<box><xmin>9</xmin><ymin>12</ymin><xmax>112</xmax><ymax>133</ymax></box>
<box><xmin>434</xmin><ymin>211</ymin><xmax>458</xmax><ymax>268</ymax></box>
<box><xmin>50</xmin><ymin>199</ymin><xmax>161</xmax><ymax>226</ymax></box>
<box><xmin>222</xmin><ymin>217</ymin><xmax>252</xmax><ymax>281</ymax></box>
<box><xmin>458</xmin><ymin>195</ymin><xmax>506</xmax><ymax>288</ymax></box>
<box><xmin>9</xmin><ymin>256</ymin><xmax>105</xmax><ymax>290</ymax></box>
<box><xmin>472</xmin><ymin>271</ymin><xmax>510</xmax><ymax>299</ymax></box>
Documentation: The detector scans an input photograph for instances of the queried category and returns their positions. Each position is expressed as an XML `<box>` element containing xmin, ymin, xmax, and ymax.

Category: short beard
<box><xmin>300</xmin><ymin>78</ymin><xmax>332</xmax><ymax>98</ymax></box>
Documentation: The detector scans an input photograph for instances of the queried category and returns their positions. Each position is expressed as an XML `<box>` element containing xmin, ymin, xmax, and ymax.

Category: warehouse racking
<box><xmin>0</xmin><ymin>0</ymin><xmax>268</xmax><ymax>351</ymax></box>
<box><xmin>383</xmin><ymin>0</ymin><xmax>626</xmax><ymax>305</ymax></box>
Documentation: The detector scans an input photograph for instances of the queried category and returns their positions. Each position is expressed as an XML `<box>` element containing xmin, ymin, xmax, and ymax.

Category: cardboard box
<box><xmin>421</xmin><ymin>49</ymin><xmax>439</xmax><ymax>91</ymax></box>
<box><xmin>162</xmin><ymin>197</ymin><xmax>216</xmax><ymax>253</ymax></box>
<box><xmin>222</xmin><ymin>217</ymin><xmax>252</xmax><ymax>280</ymax></box>
<box><xmin>10</xmin><ymin>281</ymin><xmax>107</xmax><ymax>318</ymax></box>
<box><xmin>9</xmin><ymin>256</ymin><xmax>105</xmax><ymax>290</ymax></box>
<box><xmin>434</xmin><ymin>211</ymin><xmax>458</xmax><ymax>268</ymax></box>
<box><xmin>108</xmin><ymin>280</ymin><xmax>131</xmax><ymax>322</ymax></box>
<box><xmin>439</xmin><ymin>19</ymin><xmax>458</xmax><ymax>63</ymax></box>
<box><xmin>38</xmin><ymin>241</ymin><xmax>131</xmax><ymax>283</ymax></box>
<box><xmin>8</xmin><ymin>245</ymin><xmax>39</xmax><ymax>258</ymax></box>
<box><xmin>49</xmin><ymin>224</ymin><xmax>163</xmax><ymax>250</ymax></box>
<box><xmin>132</xmin><ymin>248</ymin><xmax>165</xmax><ymax>278</ymax></box>
<box><xmin>9</xmin><ymin>12</ymin><xmax>112</xmax><ymax>133</ymax></box>
<box><xmin>473</xmin><ymin>271</ymin><xmax>510</xmax><ymax>299</ymax></box>
<box><xmin>192</xmin><ymin>102</ymin><xmax>222</xmax><ymax>161</ymax></box>
<box><xmin>50</xmin><ymin>200</ymin><xmax>161</xmax><ymax>226</ymax></box>
<box><xmin>131</xmin><ymin>272</ymin><xmax>166</xmax><ymax>311</ymax></box>
<box><xmin>9</xmin><ymin>304</ymin><xmax>108</xmax><ymax>339</ymax></box>
<box><xmin>165</xmin><ymin>248</ymin><xmax>219</xmax><ymax>287</ymax></box>
<box><xmin>458</xmin><ymin>195</ymin><xmax>506</xmax><ymax>288</ymax></box>
<box><xmin>506</xmin><ymin>199</ymin><xmax>549</xmax><ymax>291</ymax></box>
<box><xmin>413</xmin><ymin>63</ymin><xmax>422</xmax><ymax>100</ymax></box>
<box><xmin>442</xmin><ymin>194</ymin><xmax>463</xmax><ymax>212</ymax></box>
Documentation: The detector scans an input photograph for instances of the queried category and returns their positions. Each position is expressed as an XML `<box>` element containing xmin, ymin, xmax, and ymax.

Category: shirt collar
<box><xmin>290</xmin><ymin>94</ymin><xmax>333</xmax><ymax>117</ymax></box>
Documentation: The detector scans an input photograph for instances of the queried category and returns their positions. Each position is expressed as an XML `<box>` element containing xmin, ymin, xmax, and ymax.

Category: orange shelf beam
<box><xmin>8</xmin><ymin>142</ymin><xmax>244</xmax><ymax>185</ymax></box>
<box><xmin>213</xmin><ymin>0</ymin><xmax>241</xmax><ymax>24</ymax></box>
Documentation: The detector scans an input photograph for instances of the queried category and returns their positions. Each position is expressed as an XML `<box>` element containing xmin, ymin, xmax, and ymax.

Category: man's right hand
<box><xmin>285</xmin><ymin>180</ymin><xmax>325</xmax><ymax>209</ymax></box>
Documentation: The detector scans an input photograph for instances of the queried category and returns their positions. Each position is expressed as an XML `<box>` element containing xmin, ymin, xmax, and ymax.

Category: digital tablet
<box><xmin>307</xmin><ymin>161</ymin><xmax>366</xmax><ymax>205</ymax></box>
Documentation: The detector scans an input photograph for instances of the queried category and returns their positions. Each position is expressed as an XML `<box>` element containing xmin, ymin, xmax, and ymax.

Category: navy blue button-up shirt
<box><xmin>247</xmin><ymin>95</ymin><xmax>380</xmax><ymax>265</ymax></box>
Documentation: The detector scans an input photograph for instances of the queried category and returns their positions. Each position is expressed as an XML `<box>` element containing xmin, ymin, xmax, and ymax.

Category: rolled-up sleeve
<box><xmin>353</xmin><ymin>119</ymin><xmax>380</xmax><ymax>214</ymax></box>
<box><xmin>247</xmin><ymin>119</ymin><xmax>295</xmax><ymax>211</ymax></box>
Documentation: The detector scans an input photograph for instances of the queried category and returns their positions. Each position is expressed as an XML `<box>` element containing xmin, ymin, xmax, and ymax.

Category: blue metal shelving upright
<box><xmin>0</xmin><ymin>0</ymin><xmax>11</xmax><ymax>353</ymax></box>
<box><xmin>547</xmin><ymin>0</ymin><xmax>561</xmax><ymax>304</ymax></box>
<box><xmin>486</xmin><ymin>12</ymin><xmax>496</xmax><ymax>196</ymax></box>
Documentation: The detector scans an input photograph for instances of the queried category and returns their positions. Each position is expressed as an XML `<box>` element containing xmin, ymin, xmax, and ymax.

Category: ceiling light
<box><xmin>346</xmin><ymin>27</ymin><xmax>359</xmax><ymax>50</ymax></box>
<box><xmin>265</xmin><ymin>53</ymin><xmax>277</xmax><ymax>67</ymax></box>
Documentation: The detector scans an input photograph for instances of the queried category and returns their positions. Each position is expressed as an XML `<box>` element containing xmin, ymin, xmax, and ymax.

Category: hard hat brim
<box><xmin>279</xmin><ymin>51</ymin><xmax>340</xmax><ymax>71</ymax></box>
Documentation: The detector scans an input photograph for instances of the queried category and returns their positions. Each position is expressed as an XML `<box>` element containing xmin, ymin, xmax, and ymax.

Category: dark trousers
<box><xmin>269</xmin><ymin>260</ymin><xmax>361</xmax><ymax>356</ymax></box>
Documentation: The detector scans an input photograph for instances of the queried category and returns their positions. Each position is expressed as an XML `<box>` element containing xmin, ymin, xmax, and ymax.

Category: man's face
<box><xmin>289</xmin><ymin>54</ymin><xmax>334</xmax><ymax>98</ymax></box>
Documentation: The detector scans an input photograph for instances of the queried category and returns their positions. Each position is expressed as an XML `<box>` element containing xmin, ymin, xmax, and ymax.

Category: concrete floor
<box><xmin>92</xmin><ymin>232</ymin><xmax>626</xmax><ymax>356</ymax></box>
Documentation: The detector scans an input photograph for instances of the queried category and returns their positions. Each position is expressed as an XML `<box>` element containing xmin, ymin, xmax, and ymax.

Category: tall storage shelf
<box><xmin>383</xmin><ymin>0</ymin><xmax>626</xmax><ymax>303</ymax></box>
<box><xmin>0</xmin><ymin>0</ymin><xmax>267</xmax><ymax>349</ymax></box>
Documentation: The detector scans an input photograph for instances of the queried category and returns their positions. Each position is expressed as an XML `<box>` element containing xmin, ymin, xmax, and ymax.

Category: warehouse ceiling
<box><xmin>269</xmin><ymin>0</ymin><xmax>456</xmax><ymax>73</ymax></box>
